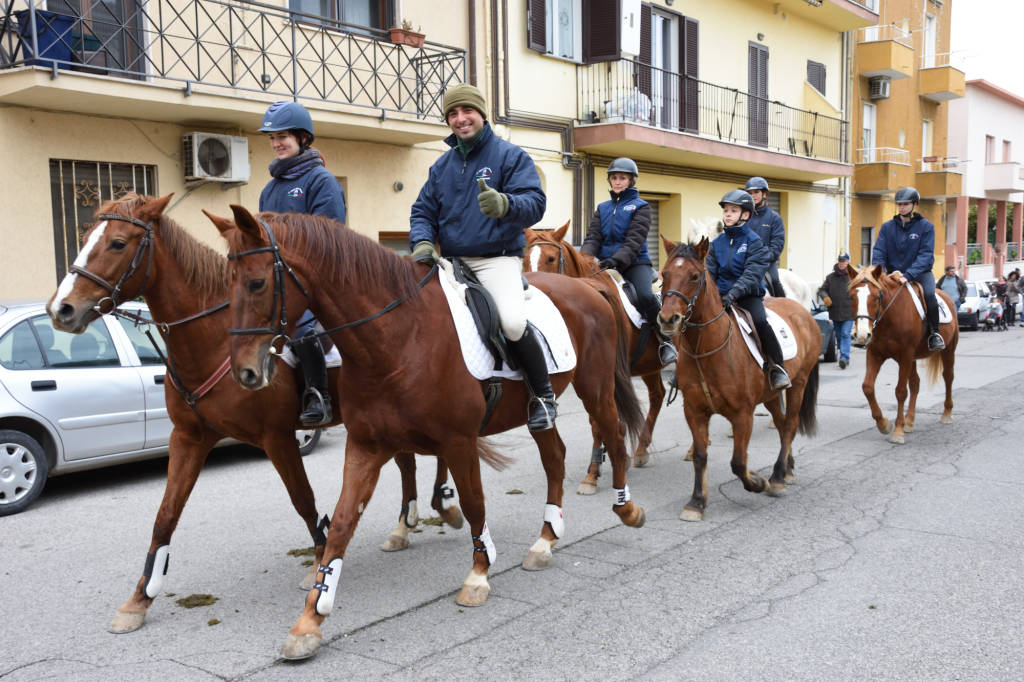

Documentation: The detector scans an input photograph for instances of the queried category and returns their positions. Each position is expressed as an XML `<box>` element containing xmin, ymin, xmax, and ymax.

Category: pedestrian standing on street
<box><xmin>1006</xmin><ymin>271</ymin><xmax>1021</xmax><ymax>328</ymax></box>
<box><xmin>408</xmin><ymin>83</ymin><xmax>555</xmax><ymax>431</ymax></box>
<box><xmin>937</xmin><ymin>265</ymin><xmax>967</xmax><ymax>312</ymax></box>
<box><xmin>258</xmin><ymin>100</ymin><xmax>347</xmax><ymax>426</ymax></box>
<box><xmin>580</xmin><ymin>157</ymin><xmax>677</xmax><ymax>366</ymax></box>
<box><xmin>871</xmin><ymin>187</ymin><xmax>945</xmax><ymax>352</ymax></box>
<box><xmin>743</xmin><ymin>176</ymin><xmax>786</xmax><ymax>298</ymax></box>
<box><xmin>817</xmin><ymin>252</ymin><xmax>854</xmax><ymax>369</ymax></box>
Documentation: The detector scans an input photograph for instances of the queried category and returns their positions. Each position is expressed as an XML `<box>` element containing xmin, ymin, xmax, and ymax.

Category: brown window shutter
<box><xmin>528</xmin><ymin>0</ymin><xmax>547</xmax><ymax>53</ymax></box>
<box><xmin>680</xmin><ymin>16</ymin><xmax>699</xmax><ymax>133</ymax></box>
<box><xmin>636</xmin><ymin>3</ymin><xmax>652</xmax><ymax>99</ymax></box>
<box><xmin>584</xmin><ymin>0</ymin><xmax>620</xmax><ymax>64</ymax></box>
<box><xmin>748</xmin><ymin>42</ymin><xmax>769</xmax><ymax>146</ymax></box>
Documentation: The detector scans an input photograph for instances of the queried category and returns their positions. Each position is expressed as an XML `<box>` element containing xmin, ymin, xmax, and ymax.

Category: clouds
<box><xmin>951</xmin><ymin>0</ymin><xmax>1024</xmax><ymax>95</ymax></box>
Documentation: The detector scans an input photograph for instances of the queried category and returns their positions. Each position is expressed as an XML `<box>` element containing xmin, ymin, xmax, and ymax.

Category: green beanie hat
<box><xmin>442</xmin><ymin>83</ymin><xmax>487</xmax><ymax>119</ymax></box>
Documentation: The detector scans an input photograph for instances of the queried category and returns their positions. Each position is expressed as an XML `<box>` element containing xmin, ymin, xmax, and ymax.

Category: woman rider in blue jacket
<box><xmin>258</xmin><ymin>100</ymin><xmax>347</xmax><ymax>425</ymax></box>
<box><xmin>706</xmin><ymin>190</ymin><xmax>791</xmax><ymax>392</ymax></box>
<box><xmin>580</xmin><ymin>157</ymin><xmax>677</xmax><ymax>366</ymax></box>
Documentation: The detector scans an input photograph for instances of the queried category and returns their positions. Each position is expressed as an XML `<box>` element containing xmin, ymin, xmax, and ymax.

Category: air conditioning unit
<box><xmin>868</xmin><ymin>76</ymin><xmax>891</xmax><ymax>100</ymax></box>
<box><xmin>182</xmin><ymin>132</ymin><xmax>250</xmax><ymax>183</ymax></box>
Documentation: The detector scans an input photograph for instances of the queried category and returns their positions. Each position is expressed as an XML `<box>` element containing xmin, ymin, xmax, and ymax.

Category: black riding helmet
<box><xmin>719</xmin><ymin>189</ymin><xmax>755</xmax><ymax>216</ymax></box>
<box><xmin>607</xmin><ymin>157</ymin><xmax>639</xmax><ymax>187</ymax></box>
<box><xmin>894</xmin><ymin>187</ymin><xmax>920</xmax><ymax>204</ymax></box>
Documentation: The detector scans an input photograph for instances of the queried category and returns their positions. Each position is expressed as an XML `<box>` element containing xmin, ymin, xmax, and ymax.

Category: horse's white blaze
<box><xmin>49</xmin><ymin>220</ymin><xmax>108</xmax><ymax>315</ymax></box>
<box><xmin>674</xmin><ymin>258</ymin><xmax>685</xmax><ymax>267</ymax></box>
<box><xmin>854</xmin><ymin>285</ymin><xmax>871</xmax><ymax>342</ymax></box>
<box><xmin>528</xmin><ymin>245</ymin><xmax>541</xmax><ymax>272</ymax></box>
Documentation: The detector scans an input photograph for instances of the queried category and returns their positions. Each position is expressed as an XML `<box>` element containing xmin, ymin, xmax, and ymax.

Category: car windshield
<box><xmin>966</xmin><ymin>283</ymin><xmax>978</xmax><ymax>296</ymax></box>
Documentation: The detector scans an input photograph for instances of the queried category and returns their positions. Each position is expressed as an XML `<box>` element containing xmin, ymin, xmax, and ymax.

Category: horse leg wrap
<box><xmin>310</xmin><ymin>515</ymin><xmax>330</xmax><ymax>547</ymax></box>
<box><xmin>472</xmin><ymin>523</ymin><xmax>497</xmax><ymax>566</ymax></box>
<box><xmin>590</xmin><ymin>446</ymin><xmax>606</xmax><ymax>465</ymax></box>
<box><xmin>435</xmin><ymin>482</ymin><xmax>457</xmax><ymax>510</ymax></box>
<box><xmin>142</xmin><ymin>544</ymin><xmax>170</xmax><ymax>599</ymax></box>
<box><xmin>544</xmin><ymin>503</ymin><xmax>565</xmax><ymax>538</ymax></box>
<box><xmin>313</xmin><ymin>557</ymin><xmax>343</xmax><ymax>616</ymax></box>
<box><xmin>402</xmin><ymin>499</ymin><xmax>419</xmax><ymax>528</ymax></box>
<box><xmin>613</xmin><ymin>485</ymin><xmax>632</xmax><ymax>507</ymax></box>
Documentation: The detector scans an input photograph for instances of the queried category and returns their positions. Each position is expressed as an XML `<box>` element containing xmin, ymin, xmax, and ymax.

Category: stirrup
<box><xmin>658</xmin><ymin>340</ymin><xmax>678</xmax><ymax>366</ymax></box>
<box><xmin>927</xmin><ymin>333</ymin><xmax>945</xmax><ymax>352</ymax></box>
<box><xmin>769</xmin><ymin>367</ymin><xmax>791</xmax><ymax>392</ymax></box>
<box><xmin>300</xmin><ymin>388</ymin><xmax>331</xmax><ymax>426</ymax></box>
<box><xmin>527</xmin><ymin>396</ymin><xmax>557</xmax><ymax>432</ymax></box>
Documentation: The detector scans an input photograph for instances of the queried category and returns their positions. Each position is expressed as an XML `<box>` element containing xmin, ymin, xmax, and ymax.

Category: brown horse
<box><xmin>848</xmin><ymin>264</ymin><xmax>957</xmax><ymax>443</ymax></box>
<box><xmin>657</xmin><ymin>236</ymin><xmax>821</xmax><ymax>521</ymax></box>
<box><xmin>45</xmin><ymin>193</ymin><xmax>459</xmax><ymax>635</ymax></box>
<box><xmin>524</xmin><ymin>223</ymin><xmax>668</xmax><ymax>493</ymax></box>
<box><xmin>212</xmin><ymin>205</ymin><xmax>646</xmax><ymax>660</ymax></box>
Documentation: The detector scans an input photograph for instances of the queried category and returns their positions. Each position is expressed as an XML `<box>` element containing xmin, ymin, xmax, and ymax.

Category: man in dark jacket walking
<box><xmin>743</xmin><ymin>176</ymin><xmax>786</xmax><ymax>298</ymax></box>
<box><xmin>409</xmin><ymin>84</ymin><xmax>555</xmax><ymax>431</ymax></box>
<box><xmin>936</xmin><ymin>265</ymin><xmax>967</xmax><ymax>312</ymax></box>
<box><xmin>817</xmin><ymin>252</ymin><xmax>854</xmax><ymax>368</ymax></box>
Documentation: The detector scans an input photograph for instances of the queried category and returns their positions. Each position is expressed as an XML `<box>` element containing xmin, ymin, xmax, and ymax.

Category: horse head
<box><xmin>524</xmin><ymin>221</ymin><xmax>599</xmax><ymax>276</ymax></box>
<box><xmin>48</xmin><ymin>193</ymin><xmax>173</xmax><ymax>334</ymax></box>
<box><xmin>657</xmin><ymin>235</ymin><xmax>715</xmax><ymax>336</ymax></box>
<box><xmin>848</xmin><ymin>263</ymin><xmax>898</xmax><ymax>345</ymax></box>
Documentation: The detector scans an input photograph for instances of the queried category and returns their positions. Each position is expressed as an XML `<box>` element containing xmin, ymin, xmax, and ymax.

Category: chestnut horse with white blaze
<box><xmin>45</xmin><ymin>194</ymin><xmax>459</xmax><ymax>635</ymax></box>
<box><xmin>658</xmin><ymin>236</ymin><xmax>821</xmax><ymax>521</ymax></box>
<box><xmin>848</xmin><ymin>264</ymin><xmax>957</xmax><ymax>444</ymax></box>
<box><xmin>211</xmin><ymin>204</ymin><xmax>645</xmax><ymax>660</ymax></box>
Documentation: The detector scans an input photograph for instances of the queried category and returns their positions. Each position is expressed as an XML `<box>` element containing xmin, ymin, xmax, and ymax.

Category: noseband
<box><xmin>70</xmin><ymin>212</ymin><xmax>154</xmax><ymax>314</ymax></box>
<box><xmin>663</xmin><ymin>267</ymin><xmax>714</xmax><ymax>327</ymax></box>
<box><xmin>531</xmin><ymin>240</ymin><xmax>568</xmax><ymax>274</ymax></box>
<box><xmin>853</xmin><ymin>277</ymin><xmax>906</xmax><ymax>328</ymax></box>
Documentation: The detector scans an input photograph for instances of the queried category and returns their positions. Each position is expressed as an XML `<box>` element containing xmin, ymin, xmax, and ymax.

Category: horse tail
<box><xmin>476</xmin><ymin>437</ymin><xmax>513</xmax><ymax>471</ymax></box>
<box><xmin>924</xmin><ymin>353</ymin><xmax>944</xmax><ymax>386</ymax></box>
<box><xmin>594</xmin><ymin>286</ymin><xmax>645</xmax><ymax>449</ymax></box>
<box><xmin>797</xmin><ymin>362</ymin><xmax>819</xmax><ymax>436</ymax></box>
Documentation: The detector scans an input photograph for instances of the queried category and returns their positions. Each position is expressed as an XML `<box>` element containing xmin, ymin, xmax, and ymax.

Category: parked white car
<box><xmin>957</xmin><ymin>280</ymin><xmax>991</xmax><ymax>331</ymax></box>
<box><xmin>0</xmin><ymin>301</ymin><xmax>320</xmax><ymax>516</ymax></box>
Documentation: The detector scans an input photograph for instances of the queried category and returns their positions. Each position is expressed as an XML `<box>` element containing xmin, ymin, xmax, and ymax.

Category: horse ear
<box><xmin>846</xmin><ymin>263</ymin><xmax>859</xmax><ymax>280</ymax></box>
<box><xmin>870</xmin><ymin>264</ymin><xmax>884</xmax><ymax>280</ymax></box>
<box><xmin>696</xmin><ymin>236</ymin><xmax>709</xmax><ymax>260</ymax></box>
<box><xmin>137</xmin><ymin>194</ymin><xmax>173</xmax><ymax>222</ymax></box>
<box><xmin>228</xmin><ymin>204</ymin><xmax>266</xmax><ymax>243</ymax></box>
<box><xmin>553</xmin><ymin>221</ymin><xmax>569</xmax><ymax>242</ymax></box>
<box><xmin>203</xmin><ymin>209</ymin><xmax>236</xmax><ymax>237</ymax></box>
<box><xmin>661</xmin><ymin>235</ymin><xmax>678</xmax><ymax>257</ymax></box>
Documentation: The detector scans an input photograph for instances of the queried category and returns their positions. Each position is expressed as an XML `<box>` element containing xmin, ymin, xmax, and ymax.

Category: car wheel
<box><xmin>823</xmin><ymin>333</ymin><xmax>837</xmax><ymax>363</ymax></box>
<box><xmin>0</xmin><ymin>430</ymin><xmax>49</xmax><ymax>516</ymax></box>
<box><xmin>971</xmin><ymin>312</ymin><xmax>979</xmax><ymax>331</ymax></box>
<box><xmin>296</xmin><ymin>429</ymin><xmax>322</xmax><ymax>457</ymax></box>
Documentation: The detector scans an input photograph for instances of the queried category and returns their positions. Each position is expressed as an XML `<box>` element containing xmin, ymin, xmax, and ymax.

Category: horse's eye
<box><xmin>690</xmin><ymin>273</ymin><xmax>699</xmax><ymax>281</ymax></box>
<box><xmin>110</xmin><ymin>240</ymin><xmax>127</xmax><ymax>252</ymax></box>
<box><xmin>247</xmin><ymin>279</ymin><xmax>266</xmax><ymax>293</ymax></box>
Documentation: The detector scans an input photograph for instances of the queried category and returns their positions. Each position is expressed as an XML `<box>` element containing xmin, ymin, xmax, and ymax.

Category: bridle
<box><xmin>70</xmin><ymin>212</ymin><xmax>155</xmax><ymax>315</ymax></box>
<box><xmin>852</xmin><ymin>273</ymin><xmax>907</xmax><ymax>329</ymax></box>
<box><xmin>530</xmin><ymin>239</ymin><xmax>568</xmax><ymax>274</ymax></box>
<box><xmin>662</xmin><ymin>266</ymin><xmax>727</xmax><ymax>329</ymax></box>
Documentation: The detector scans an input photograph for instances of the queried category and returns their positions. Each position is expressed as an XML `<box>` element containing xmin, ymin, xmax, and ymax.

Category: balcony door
<box><xmin>748</xmin><ymin>41</ymin><xmax>768</xmax><ymax>147</ymax></box>
<box><xmin>48</xmin><ymin>0</ymin><xmax>145</xmax><ymax>75</ymax></box>
<box><xmin>862</xmin><ymin>102</ymin><xmax>877</xmax><ymax>162</ymax></box>
<box><xmin>648</xmin><ymin>10</ymin><xmax>677</xmax><ymax>130</ymax></box>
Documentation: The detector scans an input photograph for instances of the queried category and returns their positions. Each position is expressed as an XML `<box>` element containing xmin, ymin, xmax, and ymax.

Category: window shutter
<box><xmin>636</xmin><ymin>3</ymin><xmax>652</xmax><ymax>99</ymax></box>
<box><xmin>528</xmin><ymin>0</ymin><xmax>547</xmax><ymax>53</ymax></box>
<box><xmin>680</xmin><ymin>16</ymin><xmax>698</xmax><ymax>133</ymax></box>
<box><xmin>748</xmin><ymin>42</ymin><xmax>769</xmax><ymax>146</ymax></box>
<box><xmin>584</xmin><ymin>0</ymin><xmax>620</xmax><ymax>63</ymax></box>
<box><xmin>807</xmin><ymin>60</ymin><xmax>826</xmax><ymax>95</ymax></box>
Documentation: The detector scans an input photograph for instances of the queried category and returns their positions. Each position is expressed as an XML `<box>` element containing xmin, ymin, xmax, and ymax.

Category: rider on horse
<box><xmin>580</xmin><ymin>157</ymin><xmax>678</xmax><ymax>366</ymax></box>
<box><xmin>870</xmin><ymin>187</ymin><xmax>945</xmax><ymax>352</ymax></box>
<box><xmin>258</xmin><ymin>100</ymin><xmax>347</xmax><ymax>426</ymax></box>
<box><xmin>408</xmin><ymin>83</ymin><xmax>555</xmax><ymax>431</ymax></box>
<box><xmin>707</xmin><ymin>189</ymin><xmax>792</xmax><ymax>392</ymax></box>
<box><xmin>743</xmin><ymin>176</ymin><xmax>786</xmax><ymax>298</ymax></box>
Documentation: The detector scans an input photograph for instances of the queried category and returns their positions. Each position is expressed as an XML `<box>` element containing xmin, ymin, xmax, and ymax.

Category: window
<box><xmin>861</xmin><ymin>226</ymin><xmax>873</xmax><ymax>267</ymax></box>
<box><xmin>49</xmin><ymin>159</ymin><xmax>157</xmax><ymax>285</ymax></box>
<box><xmin>922</xmin><ymin>118</ymin><xmax>933</xmax><ymax>165</ymax></box>
<box><xmin>0</xmin><ymin>316</ymin><xmax>118</xmax><ymax>370</ymax></box>
<box><xmin>116</xmin><ymin>314</ymin><xmax>166</xmax><ymax>366</ymax></box>
<box><xmin>923</xmin><ymin>14</ymin><xmax>937</xmax><ymax>68</ymax></box>
<box><xmin>807</xmin><ymin>60</ymin><xmax>826</xmax><ymax>95</ymax></box>
<box><xmin>289</xmin><ymin>0</ymin><xmax>392</xmax><ymax>31</ymax></box>
<box><xmin>1004</xmin><ymin>140</ymin><xmax>1013</xmax><ymax>162</ymax></box>
<box><xmin>748</xmin><ymin>41</ymin><xmax>769</xmax><ymax>147</ymax></box>
<box><xmin>861</xmin><ymin>102</ymin><xmax>876</xmax><ymax>162</ymax></box>
<box><xmin>986</xmin><ymin>135</ymin><xmax>995</xmax><ymax>163</ymax></box>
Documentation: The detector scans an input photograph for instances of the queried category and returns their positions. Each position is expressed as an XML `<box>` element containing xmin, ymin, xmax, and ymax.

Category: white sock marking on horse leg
<box><xmin>50</xmin><ymin>220</ymin><xmax>108</xmax><ymax>315</ymax></box>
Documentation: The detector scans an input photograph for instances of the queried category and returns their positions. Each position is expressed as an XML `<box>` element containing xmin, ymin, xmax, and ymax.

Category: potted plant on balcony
<box><xmin>388</xmin><ymin>19</ymin><xmax>424</xmax><ymax>48</ymax></box>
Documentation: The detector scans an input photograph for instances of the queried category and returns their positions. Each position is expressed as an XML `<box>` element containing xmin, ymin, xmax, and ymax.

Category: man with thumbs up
<box><xmin>409</xmin><ymin>83</ymin><xmax>555</xmax><ymax>430</ymax></box>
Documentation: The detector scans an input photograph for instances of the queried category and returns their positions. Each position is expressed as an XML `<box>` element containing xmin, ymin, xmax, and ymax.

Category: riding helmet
<box><xmin>719</xmin><ymin>189</ymin><xmax>755</xmax><ymax>215</ymax></box>
<box><xmin>607</xmin><ymin>157</ymin><xmax>639</xmax><ymax>178</ymax></box>
<box><xmin>259</xmin><ymin>101</ymin><xmax>315</xmax><ymax>141</ymax></box>
<box><xmin>894</xmin><ymin>187</ymin><xmax>921</xmax><ymax>204</ymax></box>
<box><xmin>744</xmin><ymin>176</ymin><xmax>770</xmax><ymax>192</ymax></box>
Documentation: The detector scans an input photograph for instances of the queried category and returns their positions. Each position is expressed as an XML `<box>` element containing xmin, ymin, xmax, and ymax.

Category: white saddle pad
<box><xmin>438</xmin><ymin>269</ymin><xmax>577</xmax><ymax>381</ymax></box>
<box><xmin>733</xmin><ymin>308</ymin><xmax>798</xmax><ymax>367</ymax></box>
<box><xmin>277</xmin><ymin>343</ymin><xmax>342</xmax><ymax>369</ymax></box>
<box><xmin>907</xmin><ymin>286</ymin><xmax>954</xmax><ymax>323</ymax></box>
<box><xmin>605</xmin><ymin>270</ymin><xmax>644</xmax><ymax>329</ymax></box>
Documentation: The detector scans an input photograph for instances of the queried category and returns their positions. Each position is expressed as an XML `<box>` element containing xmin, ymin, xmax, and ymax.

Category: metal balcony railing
<box><xmin>0</xmin><ymin>0</ymin><xmax>465</xmax><ymax>120</ymax></box>
<box><xmin>577</xmin><ymin>59</ymin><xmax>849</xmax><ymax>164</ymax></box>
<box><xmin>919</xmin><ymin>156</ymin><xmax>964</xmax><ymax>173</ymax></box>
<box><xmin>858</xmin><ymin>23</ymin><xmax>912</xmax><ymax>47</ymax></box>
<box><xmin>920</xmin><ymin>51</ymin><xmax>966</xmax><ymax>70</ymax></box>
<box><xmin>857</xmin><ymin>147</ymin><xmax>910</xmax><ymax>164</ymax></box>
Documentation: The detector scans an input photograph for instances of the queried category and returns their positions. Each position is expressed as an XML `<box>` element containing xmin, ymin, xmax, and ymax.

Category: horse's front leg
<box><xmin>523</xmin><ymin>428</ymin><xmax>566</xmax><ymax>571</ymax></box>
<box><xmin>729</xmin><ymin>409</ymin><xmax>767</xmax><ymax>494</ymax></box>
<box><xmin>442</xmin><ymin>439</ymin><xmax>493</xmax><ymax>607</ymax></box>
<box><xmin>889</xmin><ymin>356</ymin><xmax>914</xmax><ymax>445</ymax></box>
<box><xmin>862</xmin><ymin>351</ymin><xmax>891</xmax><ymax>435</ymax></box>
<box><xmin>575</xmin><ymin>415</ymin><xmax>604</xmax><ymax>495</ymax></box>
<box><xmin>430</xmin><ymin>457</ymin><xmax>464</xmax><ymax>529</ymax></box>
<box><xmin>681</xmin><ymin>403</ymin><xmax>711</xmax><ymax>521</ymax></box>
<box><xmin>904</xmin><ymin>362</ymin><xmax>920</xmax><ymax>433</ymax></box>
<box><xmin>763</xmin><ymin>394</ymin><xmax>793</xmax><ymax>492</ymax></box>
<box><xmin>632</xmin><ymin>370</ymin><xmax>665</xmax><ymax>468</ymax></box>
<box><xmin>281</xmin><ymin>442</ymin><xmax>386</xmax><ymax>660</ymax></box>
<box><xmin>380</xmin><ymin>452</ymin><xmax>418</xmax><ymax>552</ymax></box>
<box><xmin>109</xmin><ymin>427</ymin><xmax>220</xmax><ymax>634</ymax></box>
<box><xmin>940</xmin><ymin>346</ymin><xmax>956</xmax><ymax>424</ymax></box>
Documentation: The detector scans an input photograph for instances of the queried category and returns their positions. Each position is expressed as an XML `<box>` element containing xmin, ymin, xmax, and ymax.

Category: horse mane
<box><xmin>668</xmin><ymin>239</ymin><xmax>702</xmax><ymax>262</ymax></box>
<box><xmin>260</xmin><ymin>212</ymin><xmax>420</xmax><ymax>299</ymax></box>
<box><xmin>100</xmin><ymin>193</ymin><xmax>229</xmax><ymax>298</ymax></box>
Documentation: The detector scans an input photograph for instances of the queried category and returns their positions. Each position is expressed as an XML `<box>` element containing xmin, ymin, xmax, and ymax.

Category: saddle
<box><xmin>449</xmin><ymin>258</ymin><xmax>531</xmax><ymax>372</ymax></box>
<box><xmin>729</xmin><ymin>305</ymin><xmax>798</xmax><ymax>365</ymax></box>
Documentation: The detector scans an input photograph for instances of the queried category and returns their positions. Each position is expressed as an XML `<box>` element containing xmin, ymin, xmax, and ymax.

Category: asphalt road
<box><xmin>2</xmin><ymin>326</ymin><xmax>1023</xmax><ymax>681</ymax></box>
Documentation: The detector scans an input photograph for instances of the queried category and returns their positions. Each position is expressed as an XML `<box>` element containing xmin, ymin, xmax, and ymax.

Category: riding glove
<box><xmin>599</xmin><ymin>258</ymin><xmax>617</xmax><ymax>270</ymax></box>
<box><xmin>721</xmin><ymin>293</ymin><xmax>735</xmax><ymax>309</ymax></box>
<box><xmin>476</xmin><ymin>178</ymin><xmax>509</xmax><ymax>219</ymax></box>
<box><xmin>411</xmin><ymin>240</ymin><xmax>440</xmax><ymax>264</ymax></box>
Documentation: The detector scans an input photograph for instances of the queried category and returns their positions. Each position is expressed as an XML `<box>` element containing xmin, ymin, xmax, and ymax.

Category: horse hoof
<box><xmin>522</xmin><ymin>543</ymin><xmax>553</xmax><ymax>571</ymax></box>
<box><xmin>889</xmin><ymin>432</ymin><xmax>905</xmax><ymax>445</ymax></box>
<box><xmin>940</xmin><ymin>414</ymin><xmax>954</xmax><ymax>424</ymax></box>
<box><xmin>904</xmin><ymin>423</ymin><xmax>915</xmax><ymax>433</ymax></box>
<box><xmin>380</xmin><ymin>533</ymin><xmax>409</xmax><ymax>552</ymax></box>
<box><xmin>281</xmin><ymin>633</ymin><xmax>322</xmax><ymax>660</ymax></box>
<box><xmin>108</xmin><ymin>609</ymin><xmax>146</xmax><ymax>634</ymax></box>
<box><xmin>631</xmin><ymin>506</ymin><xmax>647</xmax><ymax>528</ymax></box>
<box><xmin>784</xmin><ymin>473</ymin><xmax>795</xmax><ymax>484</ymax></box>
<box><xmin>680</xmin><ymin>507</ymin><xmax>703</xmax><ymax>522</ymax></box>
<box><xmin>455</xmin><ymin>582</ymin><xmax>490</xmax><ymax>607</ymax></box>
<box><xmin>440</xmin><ymin>506</ymin><xmax>465</xmax><ymax>529</ymax></box>
<box><xmin>766</xmin><ymin>481</ymin><xmax>786</xmax><ymax>497</ymax></box>
<box><xmin>633</xmin><ymin>449</ymin><xmax>650</xmax><ymax>468</ymax></box>
<box><xmin>878</xmin><ymin>419</ymin><xmax>892</xmax><ymax>435</ymax></box>
<box><xmin>576</xmin><ymin>481</ymin><xmax>597</xmax><ymax>495</ymax></box>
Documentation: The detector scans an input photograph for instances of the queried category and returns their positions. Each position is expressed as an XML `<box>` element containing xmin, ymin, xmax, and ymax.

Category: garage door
<box><xmin>645</xmin><ymin>199</ymin><xmax>660</xmax><ymax>270</ymax></box>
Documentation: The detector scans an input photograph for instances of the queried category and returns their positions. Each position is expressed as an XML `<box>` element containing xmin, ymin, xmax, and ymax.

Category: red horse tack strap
<box><xmin>167</xmin><ymin>356</ymin><xmax>232</xmax><ymax>404</ymax></box>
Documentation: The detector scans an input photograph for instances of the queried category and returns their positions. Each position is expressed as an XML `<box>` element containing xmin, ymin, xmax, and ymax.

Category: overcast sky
<box><xmin>950</xmin><ymin>0</ymin><xmax>1024</xmax><ymax>96</ymax></box>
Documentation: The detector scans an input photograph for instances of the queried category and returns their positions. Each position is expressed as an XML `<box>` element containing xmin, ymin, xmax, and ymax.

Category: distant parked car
<box><xmin>810</xmin><ymin>301</ymin><xmax>837</xmax><ymax>363</ymax></box>
<box><xmin>958</xmin><ymin>281</ymin><xmax>991</xmax><ymax>331</ymax></box>
<box><xmin>0</xmin><ymin>301</ymin><xmax>320</xmax><ymax>516</ymax></box>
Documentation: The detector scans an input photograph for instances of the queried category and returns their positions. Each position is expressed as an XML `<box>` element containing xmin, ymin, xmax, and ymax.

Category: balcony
<box><xmin>574</xmin><ymin>59</ymin><xmax>850</xmax><ymax>182</ymax></box>
<box><xmin>984</xmin><ymin>162</ymin><xmax>1024</xmax><ymax>194</ymax></box>
<box><xmin>856</xmin><ymin>25</ymin><xmax>913</xmax><ymax>80</ymax></box>
<box><xmin>769</xmin><ymin>0</ymin><xmax>877</xmax><ymax>32</ymax></box>
<box><xmin>0</xmin><ymin>0</ymin><xmax>465</xmax><ymax>144</ymax></box>
<box><xmin>916</xmin><ymin>157</ymin><xmax>963</xmax><ymax>199</ymax></box>
<box><xmin>853</xmin><ymin>147</ymin><xmax>913</xmax><ymax>195</ymax></box>
<box><xmin>918</xmin><ymin>54</ymin><xmax>966</xmax><ymax>102</ymax></box>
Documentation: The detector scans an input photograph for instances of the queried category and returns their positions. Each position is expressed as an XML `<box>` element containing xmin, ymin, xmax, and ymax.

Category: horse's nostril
<box><xmin>239</xmin><ymin>368</ymin><xmax>259</xmax><ymax>388</ymax></box>
<box><xmin>58</xmin><ymin>302</ymin><xmax>74</xmax><ymax>322</ymax></box>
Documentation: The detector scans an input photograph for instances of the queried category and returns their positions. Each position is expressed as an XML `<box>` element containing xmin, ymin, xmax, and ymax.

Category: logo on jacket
<box><xmin>624</xmin><ymin>204</ymin><xmax>637</xmax><ymax>212</ymax></box>
<box><xmin>909</xmin><ymin>233</ymin><xmax>919</xmax><ymax>240</ymax></box>
<box><xmin>737</xmin><ymin>244</ymin><xmax>748</xmax><ymax>254</ymax></box>
<box><xmin>474</xmin><ymin>167</ymin><xmax>494</xmax><ymax>182</ymax></box>
<box><xmin>287</xmin><ymin>187</ymin><xmax>304</xmax><ymax>198</ymax></box>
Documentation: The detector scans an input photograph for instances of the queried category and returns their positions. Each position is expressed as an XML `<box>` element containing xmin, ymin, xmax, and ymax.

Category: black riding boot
<box><xmin>292</xmin><ymin>332</ymin><xmax>332</xmax><ymax>426</ymax></box>
<box><xmin>644</xmin><ymin>309</ymin><xmax>677</xmax><ymax>365</ymax></box>
<box><xmin>926</xmin><ymin>304</ymin><xmax>945</xmax><ymax>351</ymax></box>
<box><xmin>509</xmin><ymin>325</ymin><xmax>557</xmax><ymax>431</ymax></box>
<box><xmin>758</xmin><ymin>325</ymin><xmax>791</xmax><ymax>391</ymax></box>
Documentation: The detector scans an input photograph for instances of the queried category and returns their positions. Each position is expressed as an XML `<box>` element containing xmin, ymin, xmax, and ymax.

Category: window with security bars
<box><xmin>289</xmin><ymin>0</ymin><xmax>393</xmax><ymax>32</ymax></box>
<box><xmin>48</xmin><ymin>159</ymin><xmax>158</xmax><ymax>285</ymax></box>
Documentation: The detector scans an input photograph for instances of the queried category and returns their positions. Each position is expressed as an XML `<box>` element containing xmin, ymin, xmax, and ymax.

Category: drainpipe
<box><xmin>468</xmin><ymin>0</ymin><xmax>476</xmax><ymax>85</ymax></box>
